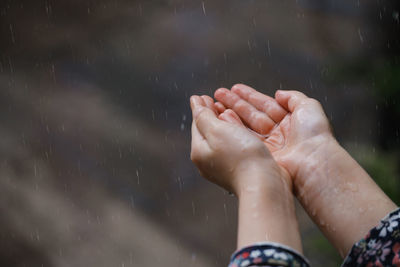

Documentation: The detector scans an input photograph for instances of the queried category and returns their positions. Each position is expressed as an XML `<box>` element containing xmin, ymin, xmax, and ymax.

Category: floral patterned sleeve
<box><xmin>228</xmin><ymin>242</ymin><xmax>310</xmax><ymax>267</ymax></box>
<box><xmin>342</xmin><ymin>207</ymin><xmax>400</xmax><ymax>266</ymax></box>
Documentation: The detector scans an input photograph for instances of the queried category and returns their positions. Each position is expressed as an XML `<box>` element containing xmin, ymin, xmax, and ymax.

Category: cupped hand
<box><xmin>214</xmin><ymin>85</ymin><xmax>400</xmax><ymax>257</ymax></box>
<box><xmin>214</xmin><ymin>84</ymin><xmax>335</xmax><ymax>186</ymax></box>
<box><xmin>190</xmin><ymin>95</ymin><xmax>290</xmax><ymax>196</ymax></box>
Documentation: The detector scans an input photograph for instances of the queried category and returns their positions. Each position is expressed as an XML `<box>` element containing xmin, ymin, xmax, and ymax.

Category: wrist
<box><xmin>292</xmin><ymin>135</ymin><xmax>397</xmax><ymax>255</ymax></box>
<box><xmin>237</xmin><ymin>164</ymin><xmax>295</xmax><ymax>218</ymax></box>
<box><xmin>238</xmin><ymin>185</ymin><xmax>296</xmax><ymax>229</ymax></box>
<box><xmin>236</xmin><ymin>169</ymin><xmax>301</xmax><ymax>251</ymax></box>
<box><xmin>233</xmin><ymin>158</ymin><xmax>292</xmax><ymax>199</ymax></box>
<box><xmin>292</xmin><ymin>134</ymin><xmax>339</xmax><ymax>196</ymax></box>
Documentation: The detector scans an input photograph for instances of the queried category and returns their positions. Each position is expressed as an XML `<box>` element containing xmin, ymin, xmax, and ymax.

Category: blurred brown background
<box><xmin>0</xmin><ymin>0</ymin><xmax>399</xmax><ymax>266</ymax></box>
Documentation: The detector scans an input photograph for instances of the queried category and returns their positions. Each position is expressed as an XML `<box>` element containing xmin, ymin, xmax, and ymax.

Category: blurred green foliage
<box><xmin>374</xmin><ymin>64</ymin><xmax>400</xmax><ymax>111</ymax></box>
<box><xmin>359</xmin><ymin>150</ymin><xmax>400</xmax><ymax>205</ymax></box>
<box><xmin>304</xmin><ymin>230</ymin><xmax>342</xmax><ymax>267</ymax></box>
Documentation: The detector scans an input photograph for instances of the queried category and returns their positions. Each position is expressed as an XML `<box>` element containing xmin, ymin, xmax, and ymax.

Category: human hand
<box><xmin>191</xmin><ymin>94</ymin><xmax>303</xmax><ymax>251</ymax></box>
<box><xmin>190</xmin><ymin>94</ymin><xmax>291</xmax><ymax>197</ymax></box>
<box><xmin>214</xmin><ymin>84</ymin><xmax>397</xmax><ymax>256</ymax></box>
<box><xmin>214</xmin><ymin>84</ymin><xmax>334</xmax><ymax>191</ymax></box>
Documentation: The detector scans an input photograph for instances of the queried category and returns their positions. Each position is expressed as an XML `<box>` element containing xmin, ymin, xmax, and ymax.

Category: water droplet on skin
<box><xmin>346</xmin><ymin>182</ymin><xmax>358</xmax><ymax>192</ymax></box>
<box><xmin>192</xmin><ymin>201</ymin><xmax>196</xmax><ymax>215</ymax></box>
<box><xmin>333</xmin><ymin>188</ymin><xmax>339</xmax><ymax>194</ymax></box>
<box><xmin>245</xmin><ymin>186</ymin><xmax>258</xmax><ymax>192</ymax></box>
<box><xmin>311</xmin><ymin>210</ymin><xmax>316</xmax><ymax>216</ymax></box>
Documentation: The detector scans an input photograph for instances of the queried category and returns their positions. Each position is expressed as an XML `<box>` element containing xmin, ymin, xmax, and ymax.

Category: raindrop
<box><xmin>358</xmin><ymin>28</ymin><xmax>364</xmax><ymax>43</ymax></box>
<box><xmin>192</xmin><ymin>201</ymin><xmax>196</xmax><ymax>215</ymax></box>
<box><xmin>223</xmin><ymin>203</ymin><xmax>228</xmax><ymax>224</ymax></box>
<box><xmin>202</xmin><ymin>1</ymin><xmax>206</xmax><ymax>16</ymax></box>
<box><xmin>9</xmin><ymin>24</ymin><xmax>15</xmax><ymax>44</ymax></box>
<box><xmin>267</xmin><ymin>40</ymin><xmax>271</xmax><ymax>56</ymax></box>
<box><xmin>35</xmin><ymin>229</ymin><xmax>40</xmax><ymax>241</ymax></box>
<box><xmin>393</xmin><ymin>11</ymin><xmax>399</xmax><ymax>23</ymax></box>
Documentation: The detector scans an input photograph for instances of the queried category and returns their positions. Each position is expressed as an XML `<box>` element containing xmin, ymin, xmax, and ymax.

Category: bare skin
<box><xmin>190</xmin><ymin>95</ymin><xmax>303</xmax><ymax>252</ymax></box>
<box><xmin>214</xmin><ymin>84</ymin><xmax>397</xmax><ymax>257</ymax></box>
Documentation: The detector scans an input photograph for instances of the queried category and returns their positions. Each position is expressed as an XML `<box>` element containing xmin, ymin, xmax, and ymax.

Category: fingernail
<box><xmin>190</xmin><ymin>95</ymin><xmax>201</xmax><ymax>107</ymax></box>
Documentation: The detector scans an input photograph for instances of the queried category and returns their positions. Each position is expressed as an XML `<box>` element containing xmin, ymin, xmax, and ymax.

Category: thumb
<box><xmin>275</xmin><ymin>90</ymin><xmax>309</xmax><ymax>113</ymax></box>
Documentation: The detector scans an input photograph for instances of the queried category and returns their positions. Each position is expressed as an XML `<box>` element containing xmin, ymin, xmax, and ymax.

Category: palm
<box><xmin>263</xmin><ymin>116</ymin><xmax>288</xmax><ymax>153</ymax></box>
<box><xmin>214</xmin><ymin>84</ymin><xmax>332</xmax><ymax>177</ymax></box>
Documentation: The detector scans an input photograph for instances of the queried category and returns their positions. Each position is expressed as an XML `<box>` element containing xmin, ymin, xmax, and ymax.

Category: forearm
<box><xmin>237</xmin><ymin>171</ymin><xmax>303</xmax><ymax>253</ymax></box>
<box><xmin>294</xmin><ymin>138</ymin><xmax>397</xmax><ymax>257</ymax></box>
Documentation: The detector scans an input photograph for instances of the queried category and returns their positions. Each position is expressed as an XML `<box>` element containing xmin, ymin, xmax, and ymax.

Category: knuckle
<box><xmin>233</xmin><ymin>100</ymin><xmax>246</xmax><ymax>111</ymax></box>
<box><xmin>253</xmin><ymin>114</ymin><xmax>272</xmax><ymax>133</ymax></box>
<box><xmin>195</xmin><ymin>109</ymin><xmax>208</xmax><ymax>124</ymax></box>
<box><xmin>307</xmin><ymin>98</ymin><xmax>323</xmax><ymax>108</ymax></box>
<box><xmin>262</xmin><ymin>101</ymin><xmax>272</xmax><ymax>112</ymax></box>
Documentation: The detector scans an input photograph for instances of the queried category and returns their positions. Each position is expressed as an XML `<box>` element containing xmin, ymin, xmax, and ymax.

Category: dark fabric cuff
<box><xmin>229</xmin><ymin>242</ymin><xmax>310</xmax><ymax>267</ymax></box>
<box><xmin>342</xmin><ymin>207</ymin><xmax>400</xmax><ymax>266</ymax></box>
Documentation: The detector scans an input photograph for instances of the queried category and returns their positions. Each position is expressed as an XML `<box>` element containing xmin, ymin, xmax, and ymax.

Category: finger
<box><xmin>214</xmin><ymin>88</ymin><xmax>275</xmax><ymax>135</ymax></box>
<box><xmin>218</xmin><ymin>109</ymin><xmax>244</xmax><ymax>126</ymax></box>
<box><xmin>227</xmin><ymin>109</ymin><xmax>245</xmax><ymax>126</ymax></box>
<box><xmin>201</xmin><ymin>95</ymin><xmax>218</xmax><ymax>114</ymax></box>
<box><xmin>190</xmin><ymin>95</ymin><xmax>212</xmax><ymax>159</ymax></box>
<box><xmin>231</xmin><ymin>84</ymin><xmax>287</xmax><ymax>123</ymax></box>
<box><xmin>214</xmin><ymin>102</ymin><xmax>226</xmax><ymax>114</ymax></box>
<box><xmin>190</xmin><ymin>95</ymin><xmax>221</xmax><ymax>141</ymax></box>
<box><xmin>190</xmin><ymin>95</ymin><xmax>206</xmax><ymax>111</ymax></box>
<box><xmin>191</xmin><ymin>117</ymin><xmax>211</xmax><ymax>163</ymax></box>
<box><xmin>275</xmin><ymin>90</ymin><xmax>309</xmax><ymax>113</ymax></box>
<box><xmin>190</xmin><ymin>95</ymin><xmax>206</xmax><ymax>122</ymax></box>
<box><xmin>191</xmin><ymin>115</ymin><xmax>206</xmax><ymax>146</ymax></box>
